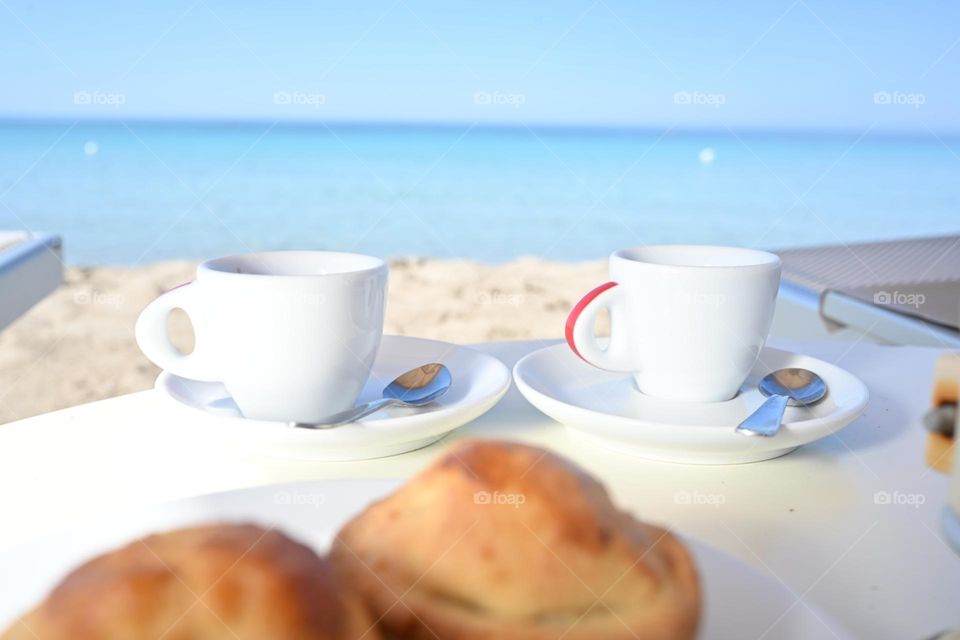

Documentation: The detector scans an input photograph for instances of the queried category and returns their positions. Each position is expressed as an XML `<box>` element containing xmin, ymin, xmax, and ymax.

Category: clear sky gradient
<box><xmin>1</xmin><ymin>0</ymin><xmax>957</xmax><ymax>132</ymax></box>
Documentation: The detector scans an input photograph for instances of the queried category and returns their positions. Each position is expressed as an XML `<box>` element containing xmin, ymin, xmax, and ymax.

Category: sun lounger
<box><xmin>776</xmin><ymin>235</ymin><xmax>960</xmax><ymax>348</ymax></box>
<box><xmin>0</xmin><ymin>232</ymin><xmax>63</xmax><ymax>331</ymax></box>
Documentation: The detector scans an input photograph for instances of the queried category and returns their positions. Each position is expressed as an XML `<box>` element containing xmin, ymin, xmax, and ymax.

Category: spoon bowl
<box><xmin>759</xmin><ymin>368</ymin><xmax>828</xmax><ymax>405</ymax></box>
<box><xmin>383</xmin><ymin>363</ymin><xmax>453</xmax><ymax>405</ymax></box>
<box><xmin>737</xmin><ymin>367</ymin><xmax>827</xmax><ymax>438</ymax></box>
<box><xmin>293</xmin><ymin>363</ymin><xmax>452</xmax><ymax>429</ymax></box>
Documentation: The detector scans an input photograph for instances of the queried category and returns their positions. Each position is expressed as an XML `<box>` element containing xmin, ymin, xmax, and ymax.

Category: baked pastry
<box><xmin>1</xmin><ymin>523</ymin><xmax>379</xmax><ymax>640</ymax></box>
<box><xmin>332</xmin><ymin>440</ymin><xmax>700</xmax><ymax>639</ymax></box>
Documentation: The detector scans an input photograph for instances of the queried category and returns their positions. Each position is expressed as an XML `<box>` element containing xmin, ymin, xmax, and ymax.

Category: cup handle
<box><xmin>134</xmin><ymin>282</ymin><xmax>219</xmax><ymax>381</ymax></box>
<box><xmin>565</xmin><ymin>281</ymin><xmax>632</xmax><ymax>371</ymax></box>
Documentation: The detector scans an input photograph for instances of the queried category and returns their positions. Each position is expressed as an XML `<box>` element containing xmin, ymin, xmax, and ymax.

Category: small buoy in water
<box><xmin>84</xmin><ymin>141</ymin><xmax>99</xmax><ymax>156</ymax></box>
<box><xmin>698</xmin><ymin>147</ymin><xmax>715</xmax><ymax>165</ymax></box>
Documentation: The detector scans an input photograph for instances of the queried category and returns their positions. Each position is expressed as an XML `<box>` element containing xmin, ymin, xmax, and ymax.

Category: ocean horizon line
<box><xmin>4</xmin><ymin>115</ymin><xmax>958</xmax><ymax>267</ymax></box>
<box><xmin>55</xmin><ymin>230</ymin><xmax>956</xmax><ymax>269</ymax></box>
<box><xmin>1</xmin><ymin>116</ymin><xmax>956</xmax><ymax>141</ymax></box>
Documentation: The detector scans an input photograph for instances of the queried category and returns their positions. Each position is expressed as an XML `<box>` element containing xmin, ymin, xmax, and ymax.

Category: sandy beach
<box><xmin>0</xmin><ymin>258</ymin><xmax>608</xmax><ymax>424</ymax></box>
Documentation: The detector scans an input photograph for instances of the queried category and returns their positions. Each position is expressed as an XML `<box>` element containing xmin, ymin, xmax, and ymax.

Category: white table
<box><xmin>1</xmin><ymin>339</ymin><xmax>958</xmax><ymax>639</ymax></box>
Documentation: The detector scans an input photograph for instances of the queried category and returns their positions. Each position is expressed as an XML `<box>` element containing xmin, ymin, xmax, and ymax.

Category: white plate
<box><xmin>513</xmin><ymin>344</ymin><xmax>869</xmax><ymax>464</ymax></box>
<box><xmin>156</xmin><ymin>335</ymin><xmax>511</xmax><ymax>461</ymax></box>
<box><xmin>0</xmin><ymin>480</ymin><xmax>851</xmax><ymax>639</ymax></box>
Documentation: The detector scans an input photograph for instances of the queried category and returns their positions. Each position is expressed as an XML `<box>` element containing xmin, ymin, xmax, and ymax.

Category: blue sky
<box><xmin>0</xmin><ymin>0</ymin><xmax>957</xmax><ymax>132</ymax></box>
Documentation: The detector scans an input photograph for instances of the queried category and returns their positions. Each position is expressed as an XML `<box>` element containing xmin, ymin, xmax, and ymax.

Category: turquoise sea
<box><xmin>1</xmin><ymin>121</ymin><xmax>958</xmax><ymax>265</ymax></box>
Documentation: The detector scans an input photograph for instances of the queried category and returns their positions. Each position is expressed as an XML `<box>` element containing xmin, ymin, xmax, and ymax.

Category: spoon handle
<box><xmin>292</xmin><ymin>398</ymin><xmax>397</xmax><ymax>429</ymax></box>
<box><xmin>736</xmin><ymin>394</ymin><xmax>790</xmax><ymax>437</ymax></box>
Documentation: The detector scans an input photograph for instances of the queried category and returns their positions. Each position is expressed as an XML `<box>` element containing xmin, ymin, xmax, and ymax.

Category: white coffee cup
<box><xmin>566</xmin><ymin>245</ymin><xmax>781</xmax><ymax>402</ymax></box>
<box><xmin>135</xmin><ymin>251</ymin><xmax>388</xmax><ymax>423</ymax></box>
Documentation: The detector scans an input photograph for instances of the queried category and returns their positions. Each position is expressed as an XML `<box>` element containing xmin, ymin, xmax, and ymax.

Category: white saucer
<box><xmin>513</xmin><ymin>343</ymin><xmax>869</xmax><ymax>464</ymax></box>
<box><xmin>0</xmin><ymin>479</ymin><xmax>851</xmax><ymax>639</ymax></box>
<box><xmin>156</xmin><ymin>335</ymin><xmax>511</xmax><ymax>461</ymax></box>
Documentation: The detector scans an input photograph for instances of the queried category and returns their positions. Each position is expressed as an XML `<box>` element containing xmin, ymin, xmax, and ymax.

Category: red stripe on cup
<box><xmin>565</xmin><ymin>281</ymin><xmax>618</xmax><ymax>362</ymax></box>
